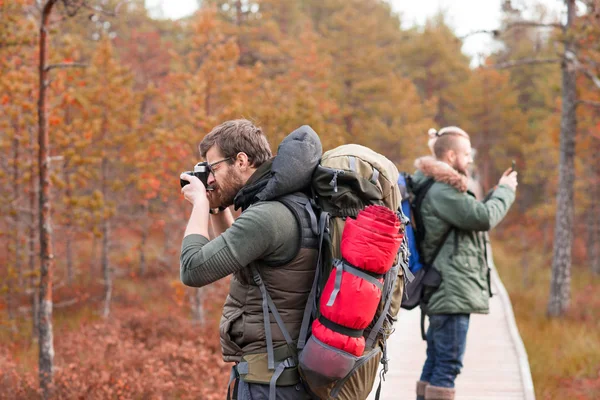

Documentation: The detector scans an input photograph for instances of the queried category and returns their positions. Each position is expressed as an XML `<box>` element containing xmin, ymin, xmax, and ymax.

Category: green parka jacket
<box><xmin>412</xmin><ymin>156</ymin><xmax>515</xmax><ymax>315</ymax></box>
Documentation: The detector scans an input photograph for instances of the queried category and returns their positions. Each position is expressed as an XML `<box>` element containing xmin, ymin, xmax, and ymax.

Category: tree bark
<box><xmin>65</xmin><ymin>171</ymin><xmax>74</xmax><ymax>284</ymax></box>
<box><xmin>139</xmin><ymin>201</ymin><xmax>149</xmax><ymax>277</ymax></box>
<box><xmin>101</xmin><ymin>157</ymin><xmax>112</xmax><ymax>318</ymax></box>
<box><xmin>5</xmin><ymin>132</ymin><xmax>21</xmax><ymax>333</ymax></box>
<box><xmin>190</xmin><ymin>287</ymin><xmax>205</xmax><ymax>324</ymax></box>
<box><xmin>91</xmin><ymin>233</ymin><xmax>98</xmax><ymax>278</ymax></box>
<box><xmin>547</xmin><ymin>0</ymin><xmax>576</xmax><ymax>318</ymax></box>
<box><xmin>5</xmin><ymin>240</ymin><xmax>16</xmax><ymax>333</ymax></box>
<box><xmin>30</xmin><ymin>127</ymin><xmax>39</xmax><ymax>341</ymax></box>
<box><xmin>37</xmin><ymin>1</ymin><xmax>59</xmax><ymax>397</ymax></box>
<box><xmin>13</xmin><ymin>134</ymin><xmax>22</xmax><ymax>286</ymax></box>
<box><xmin>588</xmin><ymin>202</ymin><xmax>600</xmax><ymax>274</ymax></box>
<box><xmin>64</xmin><ymin>104</ymin><xmax>74</xmax><ymax>284</ymax></box>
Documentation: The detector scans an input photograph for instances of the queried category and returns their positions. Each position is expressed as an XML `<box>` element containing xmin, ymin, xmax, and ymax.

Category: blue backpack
<box><xmin>398</xmin><ymin>173</ymin><xmax>452</xmax><ymax>321</ymax></box>
<box><xmin>398</xmin><ymin>173</ymin><xmax>424</xmax><ymax>275</ymax></box>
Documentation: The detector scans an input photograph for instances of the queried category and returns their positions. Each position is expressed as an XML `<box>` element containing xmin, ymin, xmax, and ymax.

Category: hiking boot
<box><xmin>425</xmin><ymin>385</ymin><xmax>455</xmax><ymax>400</ymax></box>
<box><xmin>416</xmin><ymin>380</ymin><xmax>429</xmax><ymax>400</ymax></box>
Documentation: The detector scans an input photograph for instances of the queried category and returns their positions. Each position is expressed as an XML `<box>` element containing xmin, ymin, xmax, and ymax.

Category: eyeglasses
<box><xmin>208</xmin><ymin>157</ymin><xmax>233</xmax><ymax>174</ymax></box>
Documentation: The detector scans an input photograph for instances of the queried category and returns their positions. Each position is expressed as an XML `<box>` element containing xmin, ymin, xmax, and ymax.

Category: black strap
<box><xmin>226</xmin><ymin>365</ymin><xmax>240</xmax><ymax>400</ymax></box>
<box><xmin>418</xmin><ymin>229</ymin><xmax>453</xmax><ymax>342</ymax></box>
<box><xmin>420</xmin><ymin>308</ymin><xmax>427</xmax><ymax>341</ymax></box>
<box><xmin>412</xmin><ymin>178</ymin><xmax>435</xmax><ymax>259</ymax></box>
<box><xmin>374</xmin><ymin>366</ymin><xmax>386</xmax><ymax>400</ymax></box>
<box><xmin>427</xmin><ymin>227</ymin><xmax>454</xmax><ymax>269</ymax></box>
<box><xmin>318</xmin><ymin>315</ymin><xmax>363</xmax><ymax>338</ymax></box>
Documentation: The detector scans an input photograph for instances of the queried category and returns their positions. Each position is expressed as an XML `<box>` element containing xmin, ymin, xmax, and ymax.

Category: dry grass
<box><xmin>0</xmin><ymin>228</ymin><xmax>232</xmax><ymax>399</ymax></box>
<box><xmin>493</xmin><ymin>239</ymin><xmax>600</xmax><ymax>400</ymax></box>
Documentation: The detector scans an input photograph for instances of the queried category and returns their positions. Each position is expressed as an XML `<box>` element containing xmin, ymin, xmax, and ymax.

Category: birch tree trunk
<box><xmin>37</xmin><ymin>1</ymin><xmax>59</xmax><ymax>396</ymax></box>
<box><xmin>547</xmin><ymin>0</ymin><xmax>576</xmax><ymax>318</ymax></box>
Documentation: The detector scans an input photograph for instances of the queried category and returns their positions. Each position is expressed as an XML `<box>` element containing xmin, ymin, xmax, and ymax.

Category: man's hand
<box><xmin>180</xmin><ymin>174</ymin><xmax>209</xmax><ymax>207</ymax></box>
<box><xmin>206</xmin><ymin>189</ymin><xmax>220</xmax><ymax>210</ymax></box>
<box><xmin>498</xmin><ymin>168</ymin><xmax>518</xmax><ymax>192</ymax></box>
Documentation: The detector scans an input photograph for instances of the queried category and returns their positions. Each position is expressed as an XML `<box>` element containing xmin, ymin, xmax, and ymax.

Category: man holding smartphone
<box><xmin>412</xmin><ymin>126</ymin><xmax>517</xmax><ymax>400</ymax></box>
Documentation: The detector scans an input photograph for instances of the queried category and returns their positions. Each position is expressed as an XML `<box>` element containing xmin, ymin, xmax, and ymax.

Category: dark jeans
<box><xmin>237</xmin><ymin>379</ymin><xmax>312</xmax><ymax>400</ymax></box>
<box><xmin>419</xmin><ymin>313</ymin><xmax>470</xmax><ymax>388</ymax></box>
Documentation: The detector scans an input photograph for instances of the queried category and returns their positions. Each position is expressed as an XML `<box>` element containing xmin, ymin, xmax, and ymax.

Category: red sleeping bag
<box><xmin>312</xmin><ymin>205</ymin><xmax>404</xmax><ymax>356</ymax></box>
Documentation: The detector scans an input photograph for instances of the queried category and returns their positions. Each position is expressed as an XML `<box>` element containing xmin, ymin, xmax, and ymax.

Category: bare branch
<box><xmin>49</xmin><ymin>155</ymin><xmax>65</xmax><ymax>163</ymax></box>
<box><xmin>461</xmin><ymin>21</ymin><xmax>563</xmax><ymax>40</ymax></box>
<box><xmin>505</xmin><ymin>21</ymin><xmax>564</xmax><ymax>31</ymax></box>
<box><xmin>460</xmin><ymin>29</ymin><xmax>500</xmax><ymax>40</ymax></box>
<box><xmin>54</xmin><ymin>298</ymin><xmax>80</xmax><ymax>308</ymax></box>
<box><xmin>578</xmin><ymin>100</ymin><xmax>600</xmax><ymax>108</ymax></box>
<box><xmin>486</xmin><ymin>58</ymin><xmax>561</xmax><ymax>69</ymax></box>
<box><xmin>582</xmin><ymin>69</ymin><xmax>600</xmax><ymax>89</ymax></box>
<box><xmin>570</xmin><ymin>57</ymin><xmax>600</xmax><ymax>89</ymax></box>
<box><xmin>82</xmin><ymin>0</ymin><xmax>128</xmax><ymax>17</ymax></box>
<box><xmin>581</xmin><ymin>56</ymin><xmax>600</xmax><ymax>69</ymax></box>
<box><xmin>44</xmin><ymin>62</ymin><xmax>87</xmax><ymax>72</ymax></box>
<box><xmin>61</xmin><ymin>0</ymin><xmax>85</xmax><ymax>17</ymax></box>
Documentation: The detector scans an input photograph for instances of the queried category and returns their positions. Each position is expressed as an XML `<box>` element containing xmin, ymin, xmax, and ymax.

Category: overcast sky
<box><xmin>145</xmin><ymin>0</ymin><xmax>564</xmax><ymax>63</ymax></box>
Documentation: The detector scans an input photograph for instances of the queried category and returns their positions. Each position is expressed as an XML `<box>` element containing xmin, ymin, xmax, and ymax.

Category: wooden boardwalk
<box><xmin>368</xmin><ymin>257</ymin><xmax>535</xmax><ymax>400</ymax></box>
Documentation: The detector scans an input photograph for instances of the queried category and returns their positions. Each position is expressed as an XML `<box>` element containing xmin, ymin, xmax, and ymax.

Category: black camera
<box><xmin>180</xmin><ymin>162</ymin><xmax>213</xmax><ymax>190</ymax></box>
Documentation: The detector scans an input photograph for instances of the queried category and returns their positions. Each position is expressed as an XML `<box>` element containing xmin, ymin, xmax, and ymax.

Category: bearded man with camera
<box><xmin>179</xmin><ymin>119</ymin><xmax>321</xmax><ymax>400</ymax></box>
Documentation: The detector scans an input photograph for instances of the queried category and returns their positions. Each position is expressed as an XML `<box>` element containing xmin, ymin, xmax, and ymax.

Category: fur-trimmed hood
<box><xmin>414</xmin><ymin>156</ymin><xmax>468</xmax><ymax>193</ymax></box>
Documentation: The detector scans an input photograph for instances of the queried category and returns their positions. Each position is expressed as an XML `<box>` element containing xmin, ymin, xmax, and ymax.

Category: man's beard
<box><xmin>453</xmin><ymin>161</ymin><xmax>468</xmax><ymax>176</ymax></box>
<box><xmin>212</xmin><ymin>170</ymin><xmax>244</xmax><ymax>208</ymax></box>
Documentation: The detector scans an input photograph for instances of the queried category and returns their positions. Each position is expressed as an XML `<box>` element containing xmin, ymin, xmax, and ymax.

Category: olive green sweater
<box><xmin>180</xmin><ymin>201</ymin><xmax>300</xmax><ymax>287</ymax></box>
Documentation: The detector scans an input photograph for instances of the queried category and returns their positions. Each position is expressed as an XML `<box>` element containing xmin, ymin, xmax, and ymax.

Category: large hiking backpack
<box><xmin>397</xmin><ymin>173</ymin><xmax>454</xmax><ymax>338</ymax></box>
<box><xmin>296</xmin><ymin>145</ymin><xmax>410</xmax><ymax>400</ymax></box>
<box><xmin>240</xmin><ymin>129</ymin><xmax>410</xmax><ymax>400</ymax></box>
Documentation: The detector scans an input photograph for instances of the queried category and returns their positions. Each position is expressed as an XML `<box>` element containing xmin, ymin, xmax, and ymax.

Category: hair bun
<box><xmin>428</xmin><ymin>128</ymin><xmax>438</xmax><ymax>138</ymax></box>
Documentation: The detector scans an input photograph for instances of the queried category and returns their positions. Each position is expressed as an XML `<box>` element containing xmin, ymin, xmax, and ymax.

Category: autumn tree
<box><xmin>78</xmin><ymin>36</ymin><xmax>139</xmax><ymax>317</ymax></box>
<box><xmin>33</xmin><ymin>1</ymin><xmax>122</xmax><ymax>395</ymax></box>
<box><xmin>398</xmin><ymin>15</ymin><xmax>471</xmax><ymax>127</ymax></box>
<box><xmin>455</xmin><ymin>68</ymin><xmax>528</xmax><ymax>191</ymax></box>
<box><xmin>575</xmin><ymin>1</ymin><xmax>600</xmax><ymax>274</ymax></box>
<box><xmin>478</xmin><ymin>0</ymin><xmax>600</xmax><ymax>316</ymax></box>
<box><xmin>296</xmin><ymin>0</ymin><xmax>435</xmax><ymax>159</ymax></box>
<box><xmin>0</xmin><ymin>0</ymin><xmax>38</xmax><ymax>335</ymax></box>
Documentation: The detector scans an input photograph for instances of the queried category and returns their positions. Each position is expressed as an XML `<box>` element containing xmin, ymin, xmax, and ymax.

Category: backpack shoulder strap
<box><xmin>249</xmin><ymin>266</ymin><xmax>299</xmax><ymax>400</ymax></box>
<box><xmin>411</xmin><ymin>178</ymin><xmax>435</xmax><ymax>256</ymax></box>
<box><xmin>297</xmin><ymin>210</ymin><xmax>330</xmax><ymax>350</ymax></box>
<box><xmin>276</xmin><ymin>193</ymin><xmax>320</xmax><ymax>251</ymax></box>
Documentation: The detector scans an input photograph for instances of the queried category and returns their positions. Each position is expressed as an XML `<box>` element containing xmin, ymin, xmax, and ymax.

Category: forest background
<box><xmin>1</xmin><ymin>0</ymin><xmax>600</xmax><ymax>399</ymax></box>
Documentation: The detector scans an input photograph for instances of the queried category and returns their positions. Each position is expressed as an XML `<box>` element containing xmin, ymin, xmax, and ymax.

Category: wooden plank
<box><xmin>367</xmin><ymin>260</ymin><xmax>535</xmax><ymax>400</ymax></box>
